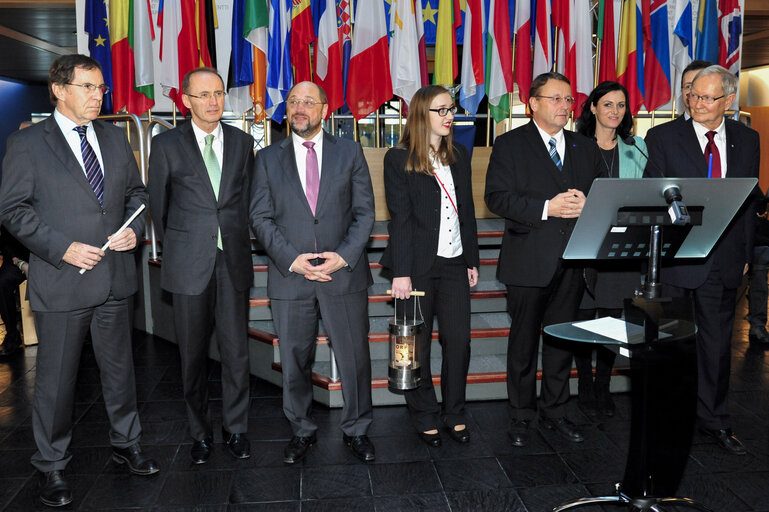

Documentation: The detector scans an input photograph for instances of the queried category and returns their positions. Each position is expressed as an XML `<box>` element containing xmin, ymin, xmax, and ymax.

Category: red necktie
<box><xmin>704</xmin><ymin>131</ymin><xmax>721</xmax><ymax>178</ymax></box>
<box><xmin>303</xmin><ymin>141</ymin><xmax>319</xmax><ymax>215</ymax></box>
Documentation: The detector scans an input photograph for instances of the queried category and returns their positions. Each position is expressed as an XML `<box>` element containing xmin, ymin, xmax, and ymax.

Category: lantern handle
<box><xmin>390</xmin><ymin>290</ymin><xmax>426</xmax><ymax>326</ymax></box>
<box><xmin>385</xmin><ymin>290</ymin><xmax>425</xmax><ymax>296</ymax></box>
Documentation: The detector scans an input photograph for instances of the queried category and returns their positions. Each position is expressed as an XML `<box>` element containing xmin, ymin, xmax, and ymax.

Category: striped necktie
<box><xmin>549</xmin><ymin>137</ymin><xmax>562</xmax><ymax>171</ymax></box>
<box><xmin>74</xmin><ymin>125</ymin><xmax>104</xmax><ymax>204</ymax></box>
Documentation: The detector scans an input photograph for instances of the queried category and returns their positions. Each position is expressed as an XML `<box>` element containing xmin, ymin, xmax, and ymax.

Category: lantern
<box><xmin>387</xmin><ymin>291</ymin><xmax>425</xmax><ymax>391</ymax></box>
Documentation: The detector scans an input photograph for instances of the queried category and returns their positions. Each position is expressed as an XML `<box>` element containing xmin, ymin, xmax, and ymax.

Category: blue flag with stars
<box><xmin>84</xmin><ymin>0</ymin><xmax>113</xmax><ymax>113</ymax></box>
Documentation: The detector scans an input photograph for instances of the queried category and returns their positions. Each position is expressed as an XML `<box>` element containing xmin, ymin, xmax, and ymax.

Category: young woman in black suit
<box><xmin>380</xmin><ymin>85</ymin><xmax>480</xmax><ymax>446</ymax></box>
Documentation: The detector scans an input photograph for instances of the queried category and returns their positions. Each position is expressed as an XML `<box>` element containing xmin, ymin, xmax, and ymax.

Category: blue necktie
<box><xmin>74</xmin><ymin>125</ymin><xmax>104</xmax><ymax>204</ymax></box>
<box><xmin>549</xmin><ymin>137</ymin><xmax>562</xmax><ymax>171</ymax></box>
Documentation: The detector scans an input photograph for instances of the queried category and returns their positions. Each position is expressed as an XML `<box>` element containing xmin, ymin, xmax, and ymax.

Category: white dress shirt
<box><xmin>291</xmin><ymin>130</ymin><xmax>324</xmax><ymax>193</ymax></box>
<box><xmin>532</xmin><ymin>120</ymin><xmax>567</xmax><ymax>220</ymax></box>
<box><xmin>54</xmin><ymin>109</ymin><xmax>105</xmax><ymax>177</ymax></box>
<box><xmin>433</xmin><ymin>159</ymin><xmax>463</xmax><ymax>258</ymax></box>
<box><xmin>692</xmin><ymin>118</ymin><xmax>728</xmax><ymax>177</ymax></box>
<box><xmin>190</xmin><ymin>121</ymin><xmax>224</xmax><ymax>172</ymax></box>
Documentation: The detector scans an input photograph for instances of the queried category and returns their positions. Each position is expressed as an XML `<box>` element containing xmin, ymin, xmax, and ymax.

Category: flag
<box><xmin>459</xmin><ymin>0</ymin><xmax>485</xmax><ymax>114</ymax></box>
<box><xmin>513</xmin><ymin>0</ymin><xmax>532</xmax><ymax>103</ymax></box>
<box><xmin>85</xmin><ymin>0</ymin><xmax>113</xmax><ymax>113</ymax></box>
<box><xmin>244</xmin><ymin>0</ymin><xmax>269</xmax><ymax>120</ymax></box>
<box><xmin>291</xmin><ymin>0</ymin><xmax>315</xmax><ymax>82</ymax></box>
<box><xmin>227</xmin><ymin>0</ymin><xmax>254</xmax><ymax>116</ymax></box>
<box><xmin>415</xmin><ymin>0</ymin><xmax>429</xmax><ymax>88</ymax></box>
<box><xmin>266</xmin><ymin>0</ymin><xmax>293</xmax><ymax>121</ymax></box>
<box><xmin>718</xmin><ymin>0</ymin><xmax>742</xmax><ymax>74</ymax></box>
<box><xmin>643</xmin><ymin>0</ymin><xmax>672</xmax><ymax>110</ymax></box>
<box><xmin>552</xmin><ymin>0</ymin><xmax>569</xmax><ymax>76</ymax></box>
<box><xmin>486</xmin><ymin>0</ymin><xmax>515</xmax><ymax>121</ymax></box>
<box><xmin>569</xmin><ymin>0</ymin><xmax>594</xmax><ymax>112</ymax></box>
<box><xmin>347</xmin><ymin>0</ymin><xmax>392</xmax><ymax>119</ymax></box>
<box><xmin>390</xmin><ymin>0</ymin><xmax>427</xmax><ymax>107</ymax></box>
<box><xmin>338</xmin><ymin>0</ymin><xmax>353</xmax><ymax>108</ymax></box>
<box><xmin>671</xmin><ymin>0</ymin><xmax>696</xmax><ymax>111</ymax></box>
<box><xmin>313</xmin><ymin>0</ymin><xmax>344</xmax><ymax>114</ymax></box>
<box><xmin>597</xmin><ymin>0</ymin><xmax>621</xmax><ymax>82</ymax></box>
<box><xmin>695</xmin><ymin>0</ymin><xmax>719</xmax><ymax>62</ymax></box>
<box><xmin>109</xmin><ymin>0</ymin><xmax>155</xmax><ymax>115</ymax></box>
<box><xmin>617</xmin><ymin>0</ymin><xmax>644</xmax><ymax>113</ymax></box>
<box><xmin>158</xmin><ymin>0</ymin><xmax>198</xmax><ymax>115</ymax></box>
<box><xmin>197</xmin><ymin>0</ymin><xmax>218</xmax><ymax>68</ymax></box>
<box><xmin>533</xmin><ymin>0</ymin><xmax>553</xmax><ymax>78</ymax></box>
<box><xmin>433</xmin><ymin>0</ymin><xmax>460</xmax><ymax>85</ymax></box>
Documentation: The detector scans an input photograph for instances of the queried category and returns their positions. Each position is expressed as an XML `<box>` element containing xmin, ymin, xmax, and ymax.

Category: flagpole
<box><xmin>375</xmin><ymin>108</ymin><xmax>380</xmax><ymax>147</ymax></box>
<box><xmin>398</xmin><ymin>99</ymin><xmax>403</xmax><ymax>139</ymax></box>
<box><xmin>147</xmin><ymin>108</ymin><xmax>153</xmax><ymax>124</ymax></box>
<box><xmin>509</xmin><ymin>35</ymin><xmax>517</xmax><ymax>130</ymax></box>
<box><xmin>330</xmin><ymin>112</ymin><xmax>336</xmax><ymax>137</ymax></box>
<box><xmin>553</xmin><ymin>28</ymin><xmax>559</xmax><ymax>71</ymax></box>
<box><xmin>172</xmin><ymin>103</ymin><xmax>177</xmax><ymax>126</ymax></box>
<box><xmin>671</xmin><ymin>96</ymin><xmax>677</xmax><ymax>119</ymax></box>
<box><xmin>123</xmin><ymin>108</ymin><xmax>131</xmax><ymax>144</ymax></box>
<box><xmin>594</xmin><ymin>38</ymin><xmax>601</xmax><ymax>87</ymax></box>
<box><xmin>265</xmin><ymin>119</ymin><xmax>272</xmax><ymax>146</ymax></box>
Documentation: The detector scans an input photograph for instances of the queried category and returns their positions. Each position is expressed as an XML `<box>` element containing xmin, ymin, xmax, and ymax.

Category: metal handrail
<box><xmin>143</xmin><ymin>118</ymin><xmax>174</xmax><ymax>260</ymax></box>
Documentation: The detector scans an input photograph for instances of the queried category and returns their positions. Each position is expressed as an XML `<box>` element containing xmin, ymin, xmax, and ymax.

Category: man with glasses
<box><xmin>644</xmin><ymin>65</ymin><xmax>760</xmax><ymax>455</ymax></box>
<box><xmin>148</xmin><ymin>67</ymin><xmax>254</xmax><ymax>464</ymax></box>
<box><xmin>0</xmin><ymin>54</ymin><xmax>157</xmax><ymax>507</ymax></box>
<box><xmin>679</xmin><ymin>60</ymin><xmax>712</xmax><ymax>120</ymax></box>
<box><xmin>485</xmin><ymin>72</ymin><xmax>604</xmax><ymax>448</ymax></box>
<box><xmin>250</xmin><ymin>81</ymin><xmax>376</xmax><ymax>464</ymax></box>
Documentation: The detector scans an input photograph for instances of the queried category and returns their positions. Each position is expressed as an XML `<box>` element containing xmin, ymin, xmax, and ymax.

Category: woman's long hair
<box><xmin>398</xmin><ymin>85</ymin><xmax>456</xmax><ymax>175</ymax></box>
<box><xmin>575</xmin><ymin>81</ymin><xmax>634</xmax><ymax>140</ymax></box>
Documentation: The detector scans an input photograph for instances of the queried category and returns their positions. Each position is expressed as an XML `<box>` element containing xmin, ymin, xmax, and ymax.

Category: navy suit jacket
<box><xmin>644</xmin><ymin>117</ymin><xmax>760</xmax><ymax>289</ymax></box>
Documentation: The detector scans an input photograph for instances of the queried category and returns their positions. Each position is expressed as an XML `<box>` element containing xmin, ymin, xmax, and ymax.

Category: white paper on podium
<box><xmin>573</xmin><ymin>317</ymin><xmax>672</xmax><ymax>344</ymax></box>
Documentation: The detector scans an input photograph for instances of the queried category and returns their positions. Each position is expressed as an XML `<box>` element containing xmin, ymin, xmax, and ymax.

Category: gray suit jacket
<box><xmin>250</xmin><ymin>132</ymin><xmax>375</xmax><ymax>299</ymax></box>
<box><xmin>148</xmin><ymin>122</ymin><xmax>255</xmax><ymax>295</ymax></box>
<box><xmin>0</xmin><ymin>115</ymin><xmax>147</xmax><ymax>312</ymax></box>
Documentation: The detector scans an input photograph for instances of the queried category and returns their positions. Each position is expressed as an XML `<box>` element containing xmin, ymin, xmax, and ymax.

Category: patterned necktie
<box><xmin>303</xmin><ymin>141</ymin><xmax>320</xmax><ymax>215</ymax></box>
<box><xmin>549</xmin><ymin>137</ymin><xmax>562</xmax><ymax>171</ymax></box>
<box><xmin>704</xmin><ymin>131</ymin><xmax>722</xmax><ymax>178</ymax></box>
<box><xmin>203</xmin><ymin>134</ymin><xmax>223</xmax><ymax>250</ymax></box>
<box><xmin>74</xmin><ymin>125</ymin><xmax>104</xmax><ymax>204</ymax></box>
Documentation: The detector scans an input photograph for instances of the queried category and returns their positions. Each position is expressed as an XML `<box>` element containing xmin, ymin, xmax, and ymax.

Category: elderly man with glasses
<box><xmin>644</xmin><ymin>65</ymin><xmax>761</xmax><ymax>456</ymax></box>
<box><xmin>485</xmin><ymin>72</ymin><xmax>605</xmax><ymax>448</ymax></box>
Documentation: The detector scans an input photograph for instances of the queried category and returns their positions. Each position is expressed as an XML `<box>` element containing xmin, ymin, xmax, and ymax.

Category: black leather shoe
<box><xmin>701</xmin><ymin>427</ymin><xmax>747</xmax><ymax>455</ymax></box>
<box><xmin>418</xmin><ymin>430</ymin><xmax>442</xmax><ymax>447</ymax></box>
<box><xmin>447</xmin><ymin>425</ymin><xmax>470</xmax><ymax>443</ymax></box>
<box><xmin>191</xmin><ymin>437</ymin><xmax>213</xmax><ymax>464</ymax></box>
<box><xmin>540</xmin><ymin>417</ymin><xmax>584</xmax><ymax>443</ymax></box>
<box><xmin>112</xmin><ymin>443</ymin><xmax>160</xmax><ymax>475</ymax></box>
<box><xmin>749</xmin><ymin>327</ymin><xmax>769</xmax><ymax>346</ymax></box>
<box><xmin>343</xmin><ymin>434</ymin><xmax>376</xmax><ymax>462</ymax></box>
<box><xmin>39</xmin><ymin>470</ymin><xmax>72</xmax><ymax>507</ymax></box>
<box><xmin>0</xmin><ymin>331</ymin><xmax>22</xmax><ymax>357</ymax></box>
<box><xmin>284</xmin><ymin>434</ymin><xmax>316</xmax><ymax>464</ymax></box>
<box><xmin>222</xmin><ymin>428</ymin><xmax>250</xmax><ymax>459</ymax></box>
<box><xmin>508</xmin><ymin>419</ymin><xmax>530</xmax><ymax>447</ymax></box>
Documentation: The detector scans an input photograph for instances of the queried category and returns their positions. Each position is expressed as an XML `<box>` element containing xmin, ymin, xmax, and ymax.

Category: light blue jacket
<box><xmin>617</xmin><ymin>135</ymin><xmax>647</xmax><ymax>178</ymax></box>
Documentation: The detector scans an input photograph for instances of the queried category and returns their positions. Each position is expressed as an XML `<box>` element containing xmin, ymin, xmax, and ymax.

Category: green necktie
<box><xmin>203</xmin><ymin>134</ymin><xmax>223</xmax><ymax>250</ymax></box>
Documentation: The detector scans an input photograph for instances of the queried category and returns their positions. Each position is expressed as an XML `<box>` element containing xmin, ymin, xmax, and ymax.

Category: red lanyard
<box><xmin>434</xmin><ymin>172</ymin><xmax>459</xmax><ymax>217</ymax></box>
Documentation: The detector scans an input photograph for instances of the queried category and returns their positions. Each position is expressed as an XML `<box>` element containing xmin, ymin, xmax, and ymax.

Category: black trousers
<box><xmin>172</xmin><ymin>250</ymin><xmax>250</xmax><ymax>441</ymax></box>
<box><xmin>0</xmin><ymin>260</ymin><xmax>24</xmax><ymax>337</ymax></box>
<box><xmin>402</xmin><ymin>256</ymin><xmax>471</xmax><ymax>432</ymax></box>
<box><xmin>505</xmin><ymin>266</ymin><xmax>584</xmax><ymax>421</ymax></box>
<box><xmin>271</xmin><ymin>289</ymin><xmax>372</xmax><ymax>437</ymax></box>
<box><xmin>667</xmin><ymin>271</ymin><xmax>737</xmax><ymax>431</ymax></box>
<box><xmin>31</xmin><ymin>295</ymin><xmax>141</xmax><ymax>472</ymax></box>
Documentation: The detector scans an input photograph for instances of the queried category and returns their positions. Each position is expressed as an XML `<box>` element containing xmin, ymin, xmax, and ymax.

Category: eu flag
<box><xmin>85</xmin><ymin>0</ymin><xmax>113</xmax><ymax>113</ymax></box>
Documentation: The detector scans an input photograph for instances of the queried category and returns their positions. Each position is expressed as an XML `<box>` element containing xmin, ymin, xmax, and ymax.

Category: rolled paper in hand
<box><xmin>79</xmin><ymin>203</ymin><xmax>146</xmax><ymax>275</ymax></box>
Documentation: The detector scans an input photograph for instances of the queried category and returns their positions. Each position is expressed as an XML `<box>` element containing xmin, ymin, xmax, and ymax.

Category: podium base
<box><xmin>553</xmin><ymin>486</ymin><xmax>714</xmax><ymax>512</ymax></box>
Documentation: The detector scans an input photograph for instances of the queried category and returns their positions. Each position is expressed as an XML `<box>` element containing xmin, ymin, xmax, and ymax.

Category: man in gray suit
<box><xmin>250</xmin><ymin>81</ymin><xmax>376</xmax><ymax>463</ymax></box>
<box><xmin>0</xmin><ymin>54</ymin><xmax>157</xmax><ymax>508</ymax></box>
<box><xmin>149</xmin><ymin>67</ymin><xmax>254</xmax><ymax>464</ymax></box>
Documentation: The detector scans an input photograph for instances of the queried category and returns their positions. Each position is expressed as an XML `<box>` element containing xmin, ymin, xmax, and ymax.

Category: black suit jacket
<box><xmin>380</xmin><ymin>144</ymin><xmax>480</xmax><ymax>278</ymax></box>
<box><xmin>250</xmin><ymin>132</ymin><xmax>375</xmax><ymax>299</ymax></box>
<box><xmin>484</xmin><ymin>121</ymin><xmax>604</xmax><ymax>287</ymax></box>
<box><xmin>148</xmin><ymin>122</ymin><xmax>255</xmax><ymax>295</ymax></box>
<box><xmin>0</xmin><ymin>115</ymin><xmax>147</xmax><ymax>312</ymax></box>
<box><xmin>644</xmin><ymin>117</ymin><xmax>760</xmax><ymax>289</ymax></box>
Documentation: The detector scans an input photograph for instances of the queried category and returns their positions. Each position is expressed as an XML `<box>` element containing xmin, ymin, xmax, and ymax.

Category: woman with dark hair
<box><xmin>380</xmin><ymin>85</ymin><xmax>480</xmax><ymax>446</ymax></box>
<box><xmin>574</xmin><ymin>81</ymin><xmax>647</xmax><ymax>417</ymax></box>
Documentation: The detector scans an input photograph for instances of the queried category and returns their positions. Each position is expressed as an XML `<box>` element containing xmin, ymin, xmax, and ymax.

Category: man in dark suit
<box><xmin>250</xmin><ymin>81</ymin><xmax>376</xmax><ymax>463</ymax></box>
<box><xmin>485</xmin><ymin>72</ymin><xmax>604</xmax><ymax>448</ymax></box>
<box><xmin>0</xmin><ymin>54</ymin><xmax>157</xmax><ymax>507</ymax></box>
<box><xmin>148</xmin><ymin>67</ymin><xmax>254</xmax><ymax>464</ymax></box>
<box><xmin>644</xmin><ymin>65</ymin><xmax>760</xmax><ymax>455</ymax></box>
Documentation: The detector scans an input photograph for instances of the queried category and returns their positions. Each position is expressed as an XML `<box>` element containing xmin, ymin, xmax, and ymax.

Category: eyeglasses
<box><xmin>688</xmin><ymin>93</ymin><xmax>725</xmax><ymax>105</ymax></box>
<box><xmin>287</xmin><ymin>98</ymin><xmax>325</xmax><ymax>108</ymax></box>
<box><xmin>428</xmin><ymin>106</ymin><xmax>457</xmax><ymax>117</ymax></box>
<box><xmin>185</xmin><ymin>90</ymin><xmax>227</xmax><ymax>100</ymax></box>
<box><xmin>67</xmin><ymin>83</ymin><xmax>110</xmax><ymax>95</ymax></box>
<box><xmin>536</xmin><ymin>95</ymin><xmax>575</xmax><ymax>106</ymax></box>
